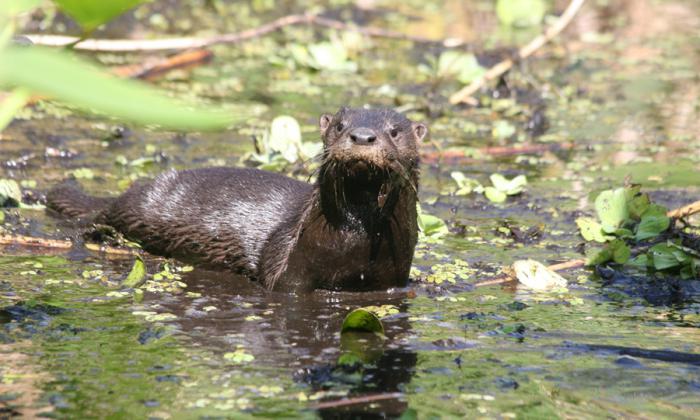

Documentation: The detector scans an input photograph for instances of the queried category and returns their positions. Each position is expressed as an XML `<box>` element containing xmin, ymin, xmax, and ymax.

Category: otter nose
<box><xmin>349</xmin><ymin>128</ymin><xmax>377</xmax><ymax>145</ymax></box>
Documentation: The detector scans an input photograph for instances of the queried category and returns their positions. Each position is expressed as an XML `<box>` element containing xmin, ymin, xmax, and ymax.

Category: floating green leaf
<box><xmin>594</xmin><ymin>188</ymin><xmax>629</xmax><ymax>233</ymax></box>
<box><xmin>53</xmin><ymin>0</ymin><xmax>149</xmax><ymax>33</ymax></box>
<box><xmin>0</xmin><ymin>46</ymin><xmax>236</xmax><ymax>131</ymax></box>
<box><xmin>484</xmin><ymin>186</ymin><xmax>507</xmax><ymax>203</ymax></box>
<box><xmin>576</xmin><ymin>217</ymin><xmax>612</xmax><ymax>243</ymax></box>
<box><xmin>417</xmin><ymin>205</ymin><xmax>448</xmax><ymax>237</ymax></box>
<box><xmin>635</xmin><ymin>213</ymin><xmax>670</xmax><ymax>241</ymax></box>
<box><xmin>122</xmin><ymin>255</ymin><xmax>146</xmax><ymax>288</ymax></box>
<box><xmin>450</xmin><ymin>171</ymin><xmax>483</xmax><ymax>196</ymax></box>
<box><xmin>0</xmin><ymin>179</ymin><xmax>21</xmax><ymax>207</ymax></box>
<box><xmin>586</xmin><ymin>239</ymin><xmax>630</xmax><ymax>266</ymax></box>
<box><xmin>490</xmin><ymin>174</ymin><xmax>527</xmax><ymax>195</ymax></box>
<box><xmin>341</xmin><ymin>308</ymin><xmax>384</xmax><ymax>335</ymax></box>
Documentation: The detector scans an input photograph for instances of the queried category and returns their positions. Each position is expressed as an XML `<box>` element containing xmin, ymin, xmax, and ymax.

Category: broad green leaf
<box><xmin>0</xmin><ymin>179</ymin><xmax>21</xmax><ymax>207</ymax></box>
<box><xmin>0</xmin><ymin>210</ymin><xmax>4</xmax><ymax>224</ymax></box>
<box><xmin>417</xmin><ymin>205</ymin><xmax>448</xmax><ymax>237</ymax></box>
<box><xmin>0</xmin><ymin>46</ymin><xmax>236</xmax><ymax>131</ymax></box>
<box><xmin>123</xmin><ymin>255</ymin><xmax>146</xmax><ymax>287</ymax></box>
<box><xmin>628</xmin><ymin>254</ymin><xmax>650</xmax><ymax>269</ymax></box>
<box><xmin>512</xmin><ymin>259</ymin><xmax>567</xmax><ymax>290</ymax></box>
<box><xmin>594</xmin><ymin>188</ymin><xmax>629</xmax><ymax>233</ymax></box>
<box><xmin>610</xmin><ymin>239</ymin><xmax>631</xmax><ymax>264</ymax></box>
<box><xmin>306</xmin><ymin>41</ymin><xmax>357</xmax><ymax>72</ymax></box>
<box><xmin>496</xmin><ymin>0</ymin><xmax>547</xmax><ymax>27</ymax></box>
<box><xmin>484</xmin><ymin>186</ymin><xmax>507</xmax><ymax>203</ymax></box>
<box><xmin>53</xmin><ymin>0</ymin><xmax>149</xmax><ymax>32</ymax></box>
<box><xmin>341</xmin><ymin>309</ymin><xmax>384</xmax><ymax>335</ymax></box>
<box><xmin>576</xmin><ymin>217</ymin><xmax>612</xmax><ymax>243</ymax></box>
<box><xmin>635</xmin><ymin>213</ymin><xmax>670</xmax><ymax>241</ymax></box>
<box><xmin>490</xmin><ymin>173</ymin><xmax>527</xmax><ymax>195</ymax></box>
<box><xmin>626</xmin><ymin>188</ymin><xmax>650</xmax><ymax>220</ymax></box>
<box><xmin>586</xmin><ymin>246</ymin><xmax>611</xmax><ymax>266</ymax></box>
<box><xmin>649</xmin><ymin>243</ymin><xmax>686</xmax><ymax>270</ymax></box>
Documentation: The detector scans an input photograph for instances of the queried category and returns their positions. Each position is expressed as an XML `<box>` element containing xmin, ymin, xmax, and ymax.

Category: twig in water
<box><xmin>450</xmin><ymin>0</ymin><xmax>587</xmax><ymax>105</ymax></box>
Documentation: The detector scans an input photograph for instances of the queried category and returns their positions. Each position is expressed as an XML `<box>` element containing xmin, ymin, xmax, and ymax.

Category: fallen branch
<box><xmin>450</xmin><ymin>0</ymin><xmax>586</xmax><ymax>105</ymax></box>
<box><xmin>111</xmin><ymin>49</ymin><xmax>214</xmax><ymax>80</ymax></box>
<box><xmin>310</xmin><ymin>392</ymin><xmax>404</xmax><ymax>410</ymax></box>
<box><xmin>0</xmin><ymin>233</ymin><xmax>138</xmax><ymax>256</ymax></box>
<box><xmin>475</xmin><ymin>198</ymin><xmax>700</xmax><ymax>287</ymax></box>
<box><xmin>23</xmin><ymin>13</ymin><xmax>462</xmax><ymax>52</ymax></box>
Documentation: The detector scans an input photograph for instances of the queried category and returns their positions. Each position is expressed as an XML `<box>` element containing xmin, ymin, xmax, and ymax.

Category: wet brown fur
<box><xmin>47</xmin><ymin>108</ymin><xmax>427</xmax><ymax>292</ymax></box>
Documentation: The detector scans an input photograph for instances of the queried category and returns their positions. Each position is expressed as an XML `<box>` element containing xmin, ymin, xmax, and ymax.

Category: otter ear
<box><xmin>319</xmin><ymin>114</ymin><xmax>333</xmax><ymax>134</ymax></box>
<box><xmin>412</xmin><ymin>122</ymin><xmax>428</xmax><ymax>141</ymax></box>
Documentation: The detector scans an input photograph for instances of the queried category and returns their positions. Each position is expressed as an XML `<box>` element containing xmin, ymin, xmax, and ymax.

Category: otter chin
<box><xmin>47</xmin><ymin>107</ymin><xmax>427</xmax><ymax>293</ymax></box>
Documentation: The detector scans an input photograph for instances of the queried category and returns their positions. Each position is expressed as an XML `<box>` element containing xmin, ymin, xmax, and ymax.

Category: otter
<box><xmin>47</xmin><ymin>108</ymin><xmax>427</xmax><ymax>292</ymax></box>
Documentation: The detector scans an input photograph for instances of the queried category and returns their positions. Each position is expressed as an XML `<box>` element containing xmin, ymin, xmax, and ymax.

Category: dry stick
<box><xmin>449</xmin><ymin>0</ymin><xmax>587</xmax><ymax>105</ymax></box>
<box><xmin>23</xmin><ymin>13</ymin><xmax>453</xmax><ymax>53</ymax></box>
<box><xmin>310</xmin><ymin>392</ymin><xmax>404</xmax><ymax>410</ymax></box>
<box><xmin>111</xmin><ymin>49</ymin><xmax>214</xmax><ymax>80</ymax></box>
<box><xmin>0</xmin><ymin>233</ymin><xmax>138</xmax><ymax>256</ymax></box>
<box><xmin>474</xmin><ymin>199</ymin><xmax>700</xmax><ymax>288</ymax></box>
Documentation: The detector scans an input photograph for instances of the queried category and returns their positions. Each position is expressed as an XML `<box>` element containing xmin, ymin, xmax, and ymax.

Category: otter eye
<box><xmin>336</xmin><ymin>122</ymin><xmax>344</xmax><ymax>132</ymax></box>
<box><xmin>389</xmin><ymin>127</ymin><xmax>399</xmax><ymax>138</ymax></box>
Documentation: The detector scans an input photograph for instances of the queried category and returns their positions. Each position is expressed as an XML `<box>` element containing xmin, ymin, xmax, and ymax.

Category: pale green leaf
<box><xmin>594</xmin><ymin>188</ymin><xmax>629</xmax><ymax>233</ymax></box>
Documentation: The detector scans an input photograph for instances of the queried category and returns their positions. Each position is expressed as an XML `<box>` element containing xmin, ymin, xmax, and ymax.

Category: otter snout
<box><xmin>349</xmin><ymin>127</ymin><xmax>377</xmax><ymax>145</ymax></box>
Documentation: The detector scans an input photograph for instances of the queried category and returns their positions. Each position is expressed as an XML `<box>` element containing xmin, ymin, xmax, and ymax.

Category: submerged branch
<box><xmin>474</xmin><ymin>198</ymin><xmax>700</xmax><ymax>288</ymax></box>
<box><xmin>450</xmin><ymin>0</ymin><xmax>587</xmax><ymax>105</ymax></box>
<box><xmin>309</xmin><ymin>392</ymin><xmax>404</xmax><ymax>410</ymax></box>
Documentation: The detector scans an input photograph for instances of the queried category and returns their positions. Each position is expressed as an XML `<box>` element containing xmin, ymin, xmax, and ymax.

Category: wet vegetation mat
<box><xmin>1</xmin><ymin>0</ymin><xmax>700</xmax><ymax>418</ymax></box>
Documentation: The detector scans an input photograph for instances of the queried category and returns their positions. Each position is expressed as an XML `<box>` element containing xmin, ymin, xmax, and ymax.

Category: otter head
<box><xmin>317</xmin><ymin>107</ymin><xmax>427</xmax><ymax>228</ymax></box>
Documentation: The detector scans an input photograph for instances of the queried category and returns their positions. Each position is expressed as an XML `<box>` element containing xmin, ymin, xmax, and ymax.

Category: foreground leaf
<box><xmin>53</xmin><ymin>0</ymin><xmax>149</xmax><ymax>33</ymax></box>
<box><xmin>635</xmin><ymin>213</ymin><xmax>670</xmax><ymax>241</ymax></box>
<box><xmin>0</xmin><ymin>46</ymin><xmax>236</xmax><ymax>131</ymax></box>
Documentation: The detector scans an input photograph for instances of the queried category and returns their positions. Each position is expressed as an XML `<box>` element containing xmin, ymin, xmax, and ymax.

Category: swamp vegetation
<box><xmin>1</xmin><ymin>0</ymin><xmax>700</xmax><ymax>418</ymax></box>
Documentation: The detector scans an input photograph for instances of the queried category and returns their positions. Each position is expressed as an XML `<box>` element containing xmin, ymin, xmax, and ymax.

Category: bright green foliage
<box><xmin>341</xmin><ymin>308</ymin><xmax>385</xmax><ymax>334</ymax></box>
<box><xmin>579</xmin><ymin>185</ymin><xmax>698</xmax><ymax>278</ymax></box>
<box><xmin>122</xmin><ymin>256</ymin><xmax>147</xmax><ymax>288</ymax></box>
<box><xmin>53</xmin><ymin>0</ymin><xmax>149</xmax><ymax>33</ymax></box>
<box><xmin>0</xmin><ymin>46</ymin><xmax>237</xmax><ymax>131</ymax></box>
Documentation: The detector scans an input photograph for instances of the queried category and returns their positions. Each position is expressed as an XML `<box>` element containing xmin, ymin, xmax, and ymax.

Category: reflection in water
<box><xmin>152</xmin><ymin>269</ymin><xmax>418</xmax><ymax>417</ymax></box>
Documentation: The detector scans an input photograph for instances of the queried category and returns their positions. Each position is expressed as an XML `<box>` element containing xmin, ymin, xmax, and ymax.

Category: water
<box><xmin>1</xmin><ymin>0</ymin><xmax>700</xmax><ymax>418</ymax></box>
